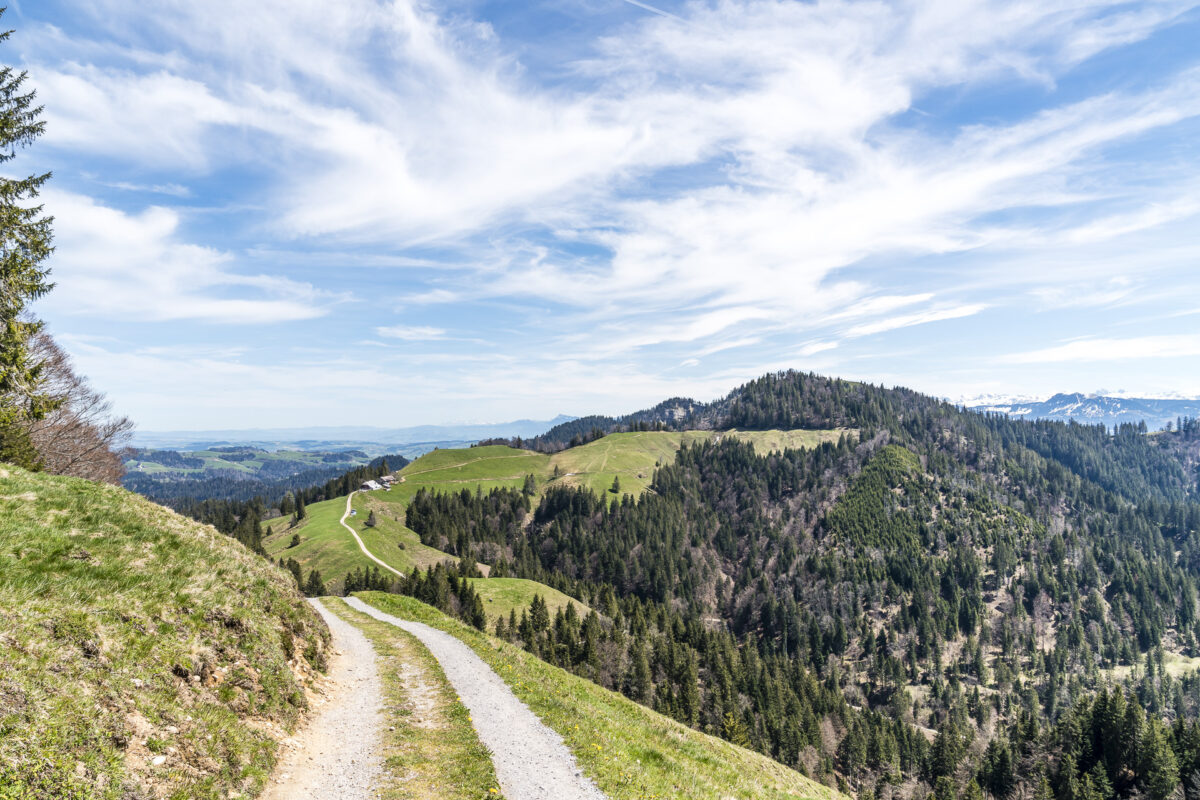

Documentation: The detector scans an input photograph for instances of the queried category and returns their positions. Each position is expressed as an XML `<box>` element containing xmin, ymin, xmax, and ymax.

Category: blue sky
<box><xmin>11</xmin><ymin>0</ymin><xmax>1200</xmax><ymax>430</ymax></box>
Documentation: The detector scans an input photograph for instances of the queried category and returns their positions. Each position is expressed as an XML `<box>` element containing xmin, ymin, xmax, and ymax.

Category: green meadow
<box><xmin>466</xmin><ymin>577</ymin><xmax>592</xmax><ymax>626</ymax></box>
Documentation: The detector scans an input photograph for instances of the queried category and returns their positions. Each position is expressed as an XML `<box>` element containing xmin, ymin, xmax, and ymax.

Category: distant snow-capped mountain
<box><xmin>966</xmin><ymin>393</ymin><xmax>1200</xmax><ymax>430</ymax></box>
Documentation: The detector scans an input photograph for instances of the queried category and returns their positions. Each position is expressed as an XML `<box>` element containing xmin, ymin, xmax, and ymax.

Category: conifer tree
<box><xmin>303</xmin><ymin>569</ymin><xmax>325</xmax><ymax>597</ymax></box>
<box><xmin>722</xmin><ymin>710</ymin><xmax>750</xmax><ymax>747</ymax></box>
<box><xmin>0</xmin><ymin>16</ymin><xmax>55</xmax><ymax>468</ymax></box>
<box><xmin>530</xmin><ymin>594</ymin><xmax>550</xmax><ymax>633</ymax></box>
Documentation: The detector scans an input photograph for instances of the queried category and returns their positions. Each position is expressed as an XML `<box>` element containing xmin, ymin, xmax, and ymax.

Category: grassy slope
<box><xmin>378</xmin><ymin>428</ymin><xmax>849</xmax><ymax>505</ymax></box>
<box><xmin>0</xmin><ymin>465</ymin><xmax>329</xmax><ymax>800</ymax></box>
<box><xmin>724</xmin><ymin>428</ymin><xmax>852</xmax><ymax>456</ymax></box>
<box><xmin>356</xmin><ymin>592</ymin><xmax>841</xmax><ymax>800</ymax></box>
<box><xmin>467</xmin><ymin>577</ymin><xmax>591</xmax><ymax>626</ymax></box>
<box><xmin>320</xmin><ymin>598</ymin><xmax>501</xmax><ymax>799</ymax></box>
<box><xmin>263</xmin><ymin>494</ymin><xmax>461</xmax><ymax>591</ymax></box>
<box><xmin>549</xmin><ymin>430</ymin><xmax>714</xmax><ymax>496</ymax></box>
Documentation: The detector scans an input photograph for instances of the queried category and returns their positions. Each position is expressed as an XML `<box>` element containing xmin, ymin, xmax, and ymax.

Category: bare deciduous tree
<box><xmin>26</xmin><ymin>332</ymin><xmax>134</xmax><ymax>484</ymax></box>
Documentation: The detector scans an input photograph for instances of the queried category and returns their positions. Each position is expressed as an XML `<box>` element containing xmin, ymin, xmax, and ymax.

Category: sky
<box><xmin>11</xmin><ymin>0</ymin><xmax>1200</xmax><ymax>430</ymax></box>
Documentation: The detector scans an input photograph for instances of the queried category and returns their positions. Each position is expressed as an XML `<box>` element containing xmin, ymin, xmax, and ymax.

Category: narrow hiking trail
<box><xmin>345</xmin><ymin>596</ymin><xmax>608</xmax><ymax>800</ymax></box>
<box><xmin>263</xmin><ymin>599</ymin><xmax>384</xmax><ymax>800</ymax></box>
<box><xmin>340</xmin><ymin>491</ymin><xmax>406</xmax><ymax>578</ymax></box>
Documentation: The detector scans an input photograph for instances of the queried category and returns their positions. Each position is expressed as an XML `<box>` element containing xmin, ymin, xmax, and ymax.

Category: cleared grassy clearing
<box><xmin>548</xmin><ymin>430</ymin><xmax>712</xmax><ymax>497</ymax></box>
<box><xmin>320</xmin><ymin>598</ymin><xmax>501</xmax><ymax>799</ymax></box>
<box><xmin>356</xmin><ymin>592</ymin><xmax>842</xmax><ymax>800</ymax></box>
<box><xmin>1105</xmin><ymin>651</ymin><xmax>1200</xmax><ymax>680</ymax></box>
<box><xmin>723</xmin><ymin>428</ymin><xmax>851</xmax><ymax>455</ymax></box>
<box><xmin>0</xmin><ymin>465</ymin><xmax>329</xmax><ymax>800</ymax></box>
<box><xmin>401</xmin><ymin>446</ymin><xmax>549</xmax><ymax>483</ymax></box>
<box><xmin>467</xmin><ymin>577</ymin><xmax>591</xmax><ymax>625</ymax></box>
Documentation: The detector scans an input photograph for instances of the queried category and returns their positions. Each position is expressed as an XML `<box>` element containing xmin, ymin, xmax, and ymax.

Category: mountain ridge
<box><xmin>968</xmin><ymin>391</ymin><xmax>1200</xmax><ymax>430</ymax></box>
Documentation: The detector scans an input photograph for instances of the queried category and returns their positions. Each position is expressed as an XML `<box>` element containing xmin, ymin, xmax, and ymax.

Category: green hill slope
<box><xmin>263</xmin><ymin>428</ymin><xmax>846</xmax><ymax>608</ymax></box>
<box><xmin>466</xmin><ymin>577</ymin><xmax>590</xmax><ymax>625</ymax></box>
<box><xmin>262</xmin><ymin>493</ymin><xmax>467</xmax><ymax>592</ymax></box>
<box><xmin>383</xmin><ymin>428</ymin><xmax>847</xmax><ymax>503</ymax></box>
<box><xmin>0</xmin><ymin>465</ymin><xmax>329</xmax><ymax>800</ymax></box>
<box><xmin>355</xmin><ymin>591</ymin><xmax>841</xmax><ymax>800</ymax></box>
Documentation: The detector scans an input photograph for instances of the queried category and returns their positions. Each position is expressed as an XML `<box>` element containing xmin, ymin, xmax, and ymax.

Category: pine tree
<box><xmin>0</xmin><ymin>16</ymin><xmax>55</xmax><ymax>469</ymax></box>
<box><xmin>679</xmin><ymin>650</ymin><xmax>700</xmax><ymax>727</ymax></box>
<box><xmin>610</xmin><ymin>475</ymin><xmax>621</xmax><ymax>494</ymax></box>
<box><xmin>303</xmin><ymin>569</ymin><xmax>325</xmax><ymax>597</ymax></box>
<box><xmin>530</xmin><ymin>594</ymin><xmax>550</xmax><ymax>633</ymax></box>
<box><xmin>1143</xmin><ymin>718</ymin><xmax>1181</xmax><ymax>800</ymax></box>
<box><xmin>365</xmin><ymin>510</ymin><xmax>377</xmax><ymax>528</ymax></box>
<box><xmin>722</xmin><ymin>709</ymin><xmax>751</xmax><ymax>747</ymax></box>
<box><xmin>523</xmin><ymin>473</ymin><xmax>537</xmax><ymax>496</ymax></box>
<box><xmin>934</xmin><ymin>776</ymin><xmax>956</xmax><ymax>800</ymax></box>
<box><xmin>469</xmin><ymin>593</ymin><xmax>487</xmax><ymax>630</ymax></box>
<box><xmin>628</xmin><ymin>639</ymin><xmax>652</xmax><ymax>702</ymax></box>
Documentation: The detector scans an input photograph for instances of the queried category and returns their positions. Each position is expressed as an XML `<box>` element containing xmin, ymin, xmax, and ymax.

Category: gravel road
<box><xmin>344</xmin><ymin>596</ymin><xmax>608</xmax><ymax>800</ymax></box>
<box><xmin>262</xmin><ymin>599</ymin><xmax>383</xmax><ymax>800</ymax></box>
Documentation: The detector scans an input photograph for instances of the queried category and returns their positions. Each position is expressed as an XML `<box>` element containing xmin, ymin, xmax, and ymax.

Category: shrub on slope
<box><xmin>0</xmin><ymin>465</ymin><xmax>330</xmax><ymax>800</ymax></box>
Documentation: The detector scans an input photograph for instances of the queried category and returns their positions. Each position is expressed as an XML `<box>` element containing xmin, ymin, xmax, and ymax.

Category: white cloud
<box><xmin>1029</xmin><ymin>278</ymin><xmax>1137</xmax><ymax>310</ymax></box>
<box><xmin>375</xmin><ymin>325</ymin><xmax>446</xmax><ymax>340</ymax></box>
<box><xmin>1000</xmin><ymin>335</ymin><xmax>1200</xmax><ymax>364</ymax></box>
<box><xmin>41</xmin><ymin>190</ymin><xmax>331</xmax><ymax>324</ymax></box>
<box><xmin>797</xmin><ymin>341</ymin><xmax>839</xmax><ymax>357</ymax></box>
<box><xmin>846</xmin><ymin>304</ymin><xmax>988</xmax><ymax>338</ymax></box>
<box><xmin>36</xmin><ymin>66</ymin><xmax>241</xmax><ymax>168</ymax></box>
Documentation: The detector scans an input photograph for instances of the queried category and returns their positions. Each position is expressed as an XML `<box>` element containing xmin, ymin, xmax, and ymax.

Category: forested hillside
<box><xmin>392</xmin><ymin>371</ymin><xmax>1200</xmax><ymax>800</ymax></box>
